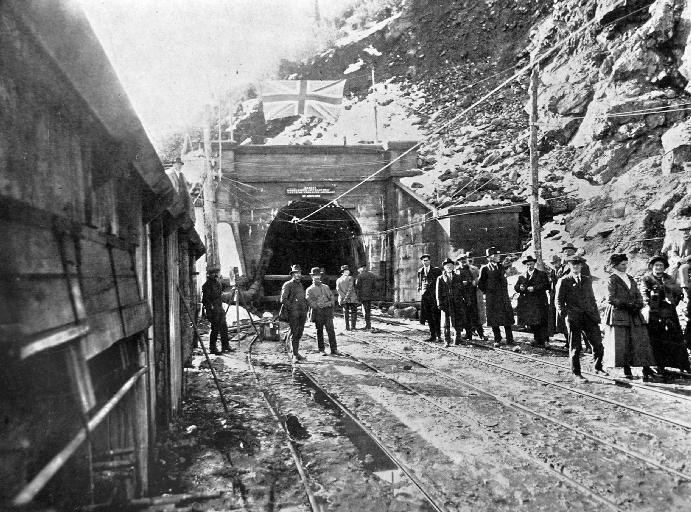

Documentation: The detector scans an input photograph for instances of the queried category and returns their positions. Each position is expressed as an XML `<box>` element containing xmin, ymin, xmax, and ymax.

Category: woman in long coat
<box><xmin>640</xmin><ymin>254</ymin><xmax>691</xmax><ymax>374</ymax></box>
<box><xmin>514</xmin><ymin>255</ymin><xmax>550</xmax><ymax>346</ymax></box>
<box><xmin>602</xmin><ymin>253</ymin><xmax>656</xmax><ymax>379</ymax></box>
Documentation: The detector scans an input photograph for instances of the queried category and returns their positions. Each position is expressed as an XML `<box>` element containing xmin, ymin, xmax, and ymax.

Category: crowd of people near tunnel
<box><xmin>418</xmin><ymin>245</ymin><xmax>691</xmax><ymax>381</ymax></box>
<box><xmin>207</xmin><ymin>242</ymin><xmax>691</xmax><ymax>379</ymax></box>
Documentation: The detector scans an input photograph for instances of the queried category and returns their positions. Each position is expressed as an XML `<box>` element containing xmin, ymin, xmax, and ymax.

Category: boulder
<box><xmin>661</xmin><ymin>120</ymin><xmax>691</xmax><ymax>174</ymax></box>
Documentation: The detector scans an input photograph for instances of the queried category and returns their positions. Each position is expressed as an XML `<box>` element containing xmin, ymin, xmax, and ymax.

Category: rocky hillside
<box><xmin>240</xmin><ymin>0</ymin><xmax>691</xmax><ymax>279</ymax></box>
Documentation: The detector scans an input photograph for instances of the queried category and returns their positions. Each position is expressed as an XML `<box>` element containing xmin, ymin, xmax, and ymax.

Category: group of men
<box><xmin>279</xmin><ymin>263</ymin><xmax>377</xmax><ymax>363</ymax></box>
<box><xmin>418</xmin><ymin>243</ymin><xmax>606</xmax><ymax>378</ymax></box>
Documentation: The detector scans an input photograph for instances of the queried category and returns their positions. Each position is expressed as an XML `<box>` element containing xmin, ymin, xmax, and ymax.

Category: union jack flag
<box><xmin>261</xmin><ymin>80</ymin><xmax>346</xmax><ymax>122</ymax></box>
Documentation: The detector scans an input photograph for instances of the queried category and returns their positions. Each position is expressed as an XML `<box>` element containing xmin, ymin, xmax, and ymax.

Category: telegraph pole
<box><xmin>202</xmin><ymin>105</ymin><xmax>219</xmax><ymax>269</ymax></box>
<box><xmin>529</xmin><ymin>64</ymin><xmax>544</xmax><ymax>270</ymax></box>
<box><xmin>371</xmin><ymin>66</ymin><xmax>379</xmax><ymax>142</ymax></box>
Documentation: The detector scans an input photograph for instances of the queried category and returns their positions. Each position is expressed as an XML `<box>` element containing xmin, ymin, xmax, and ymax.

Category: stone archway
<box><xmin>261</xmin><ymin>198</ymin><xmax>365</xmax><ymax>296</ymax></box>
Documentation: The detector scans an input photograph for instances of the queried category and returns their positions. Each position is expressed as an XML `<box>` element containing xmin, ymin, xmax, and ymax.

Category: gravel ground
<box><xmin>141</xmin><ymin>318</ymin><xmax>691</xmax><ymax>511</ymax></box>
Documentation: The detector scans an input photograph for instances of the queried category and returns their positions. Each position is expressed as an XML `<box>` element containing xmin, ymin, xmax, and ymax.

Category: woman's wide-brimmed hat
<box><xmin>647</xmin><ymin>254</ymin><xmax>669</xmax><ymax>269</ymax></box>
<box><xmin>608</xmin><ymin>253</ymin><xmax>628</xmax><ymax>266</ymax></box>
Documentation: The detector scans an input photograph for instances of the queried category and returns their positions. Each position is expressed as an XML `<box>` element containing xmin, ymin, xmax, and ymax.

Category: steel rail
<box><xmin>340</xmin><ymin>331</ymin><xmax>691</xmax><ymax>483</ymax></box>
<box><xmin>374</xmin><ymin>328</ymin><xmax>691</xmax><ymax>430</ymax></box>
<box><xmin>246</xmin><ymin>335</ymin><xmax>321</xmax><ymax>512</ymax></box>
<box><xmin>325</xmin><ymin>346</ymin><xmax>627</xmax><ymax>511</ymax></box>
<box><xmin>362</xmin><ymin>313</ymin><xmax>691</xmax><ymax>397</ymax></box>
<box><xmin>290</xmin><ymin>347</ymin><xmax>449</xmax><ymax>512</ymax></box>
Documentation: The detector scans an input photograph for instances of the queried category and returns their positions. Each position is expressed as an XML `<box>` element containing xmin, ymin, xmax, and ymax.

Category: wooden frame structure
<box><xmin>0</xmin><ymin>1</ymin><xmax>204</xmax><ymax>508</ymax></box>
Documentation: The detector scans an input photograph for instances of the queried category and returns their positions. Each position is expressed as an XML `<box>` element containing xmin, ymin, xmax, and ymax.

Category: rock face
<box><xmin>273</xmin><ymin>0</ymin><xmax>691</xmax><ymax>274</ymax></box>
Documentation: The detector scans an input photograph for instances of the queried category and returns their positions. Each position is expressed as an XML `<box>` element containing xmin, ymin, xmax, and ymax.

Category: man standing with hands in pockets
<box><xmin>306</xmin><ymin>267</ymin><xmax>341</xmax><ymax>356</ymax></box>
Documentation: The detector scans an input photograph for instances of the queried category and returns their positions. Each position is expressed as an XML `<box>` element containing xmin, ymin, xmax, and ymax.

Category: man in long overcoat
<box><xmin>555</xmin><ymin>255</ymin><xmax>605</xmax><ymax>378</ymax></box>
<box><xmin>514</xmin><ymin>255</ymin><xmax>550</xmax><ymax>346</ymax></box>
<box><xmin>280</xmin><ymin>264</ymin><xmax>308</xmax><ymax>363</ymax></box>
<box><xmin>455</xmin><ymin>253</ymin><xmax>479</xmax><ymax>341</ymax></box>
<box><xmin>202</xmin><ymin>266</ymin><xmax>232</xmax><ymax>355</ymax></box>
<box><xmin>354</xmin><ymin>263</ymin><xmax>376</xmax><ymax>330</ymax></box>
<box><xmin>436</xmin><ymin>258</ymin><xmax>468</xmax><ymax>346</ymax></box>
<box><xmin>418</xmin><ymin>254</ymin><xmax>442</xmax><ymax>342</ymax></box>
<box><xmin>478</xmin><ymin>248</ymin><xmax>514</xmax><ymax>346</ymax></box>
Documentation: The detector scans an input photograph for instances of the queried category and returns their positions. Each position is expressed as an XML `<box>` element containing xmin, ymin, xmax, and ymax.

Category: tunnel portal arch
<box><xmin>262</xmin><ymin>199</ymin><xmax>365</xmax><ymax>296</ymax></box>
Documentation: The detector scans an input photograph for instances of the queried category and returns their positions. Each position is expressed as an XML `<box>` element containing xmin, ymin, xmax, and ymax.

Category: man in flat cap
<box><xmin>201</xmin><ymin>266</ymin><xmax>231</xmax><ymax>355</ymax></box>
<box><xmin>556</xmin><ymin>254</ymin><xmax>605</xmax><ymax>379</ymax></box>
<box><xmin>478</xmin><ymin>248</ymin><xmax>515</xmax><ymax>347</ymax></box>
<box><xmin>514</xmin><ymin>255</ymin><xmax>550</xmax><ymax>346</ymax></box>
<box><xmin>280</xmin><ymin>264</ymin><xmax>308</xmax><ymax>363</ymax></box>
<box><xmin>306</xmin><ymin>267</ymin><xmax>340</xmax><ymax>356</ymax></box>
<box><xmin>417</xmin><ymin>253</ymin><xmax>442</xmax><ymax>342</ymax></box>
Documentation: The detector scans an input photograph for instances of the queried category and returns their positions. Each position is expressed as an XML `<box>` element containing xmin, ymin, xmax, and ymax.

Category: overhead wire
<box><xmin>295</xmin><ymin>2</ymin><xmax>652</xmax><ymax>225</ymax></box>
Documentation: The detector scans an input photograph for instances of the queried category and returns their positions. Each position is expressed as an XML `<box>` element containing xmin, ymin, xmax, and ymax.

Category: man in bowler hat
<box><xmin>417</xmin><ymin>254</ymin><xmax>442</xmax><ymax>342</ymax></box>
<box><xmin>555</xmin><ymin>254</ymin><xmax>605</xmax><ymax>378</ymax></box>
<box><xmin>436</xmin><ymin>257</ymin><xmax>468</xmax><ymax>346</ymax></box>
<box><xmin>478</xmin><ymin>248</ymin><xmax>515</xmax><ymax>347</ymax></box>
<box><xmin>280</xmin><ymin>264</ymin><xmax>308</xmax><ymax>363</ymax></box>
<box><xmin>515</xmin><ymin>255</ymin><xmax>550</xmax><ymax>346</ymax></box>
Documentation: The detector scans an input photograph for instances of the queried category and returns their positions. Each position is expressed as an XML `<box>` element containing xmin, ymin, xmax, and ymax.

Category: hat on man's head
<box><xmin>420</xmin><ymin>253</ymin><xmax>431</xmax><ymax>260</ymax></box>
<box><xmin>456</xmin><ymin>251</ymin><xmax>469</xmax><ymax>261</ymax></box>
<box><xmin>442</xmin><ymin>257</ymin><xmax>455</xmax><ymax>266</ymax></box>
<box><xmin>172</xmin><ymin>157</ymin><xmax>184</xmax><ymax>166</ymax></box>
<box><xmin>485</xmin><ymin>247</ymin><xmax>500</xmax><ymax>257</ymax></box>
<box><xmin>310</xmin><ymin>267</ymin><xmax>323</xmax><ymax>277</ymax></box>
<box><xmin>206</xmin><ymin>265</ymin><xmax>220</xmax><ymax>274</ymax></box>
<box><xmin>340</xmin><ymin>265</ymin><xmax>350</xmax><ymax>273</ymax></box>
<box><xmin>549</xmin><ymin>254</ymin><xmax>562</xmax><ymax>265</ymax></box>
<box><xmin>647</xmin><ymin>254</ymin><xmax>669</xmax><ymax>269</ymax></box>
<box><xmin>565</xmin><ymin>254</ymin><xmax>586</xmax><ymax>264</ymax></box>
<box><xmin>289</xmin><ymin>264</ymin><xmax>301</xmax><ymax>274</ymax></box>
<box><xmin>522</xmin><ymin>255</ymin><xmax>537</xmax><ymax>264</ymax></box>
<box><xmin>562</xmin><ymin>242</ymin><xmax>577</xmax><ymax>252</ymax></box>
<box><xmin>608</xmin><ymin>253</ymin><xmax>628</xmax><ymax>267</ymax></box>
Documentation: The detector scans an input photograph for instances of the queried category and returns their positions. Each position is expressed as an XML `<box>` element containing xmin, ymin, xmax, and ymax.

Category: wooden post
<box><xmin>529</xmin><ymin>65</ymin><xmax>544</xmax><ymax>270</ymax></box>
<box><xmin>371</xmin><ymin>66</ymin><xmax>379</xmax><ymax>143</ymax></box>
<box><xmin>235</xmin><ymin>287</ymin><xmax>241</xmax><ymax>342</ymax></box>
<box><xmin>202</xmin><ymin>105</ymin><xmax>219</xmax><ymax>269</ymax></box>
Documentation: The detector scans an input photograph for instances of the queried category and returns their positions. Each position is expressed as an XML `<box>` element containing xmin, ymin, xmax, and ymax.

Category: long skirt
<box><xmin>603</xmin><ymin>319</ymin><xmax>655</xmax><ymax>369</ymax></box>
<box><xmin>647</xmin><ymin>306</ymin><xmax>691</xmax><ymax>371</ymax></box>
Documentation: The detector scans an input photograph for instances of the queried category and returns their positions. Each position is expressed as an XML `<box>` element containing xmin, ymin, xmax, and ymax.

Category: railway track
<box><xmin>246</xmin><ymin>332</ymin><xmax>440</xmax><ymax>511</ymax></box>
<box><xmin>340</xmin><ymin>330</ymin><xmax>691</xmax><ymax>479</ymax></box>
<box><xmin>298</xmin><ymin>335</ymin><xmax>622</xmax><ymax>511</ymax></box>
<box><xmin>298</xmin><ymin>329</ymin><xmax>691</xmax><ymax>510</ymax></box>
<box><xmin>246</xmin><ymin>334</ymin><xmax>320</xmax><ymax>512</ymax></box>
<box><xmin>359</xmin><ymin>313</ymin><xmax>691</xmax><ymax>402</ymax></box>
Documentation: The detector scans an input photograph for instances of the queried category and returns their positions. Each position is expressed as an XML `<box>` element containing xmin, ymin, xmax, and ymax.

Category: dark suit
<box><xmin>556</xmin><ymin>274</ymin><xmax>604</xmax><ymax>375</ymax></box>
<box><xmin>202</xmin><ymin>277</ymin><xmax>229</xmax><ymax>352</ymax></box>
<box><xmin>436</xmin><ymin>272</ymin><xmax>468</xmax><ymax>344</ymax></box>
<box><xmin>515</xmin><ymin>269</ymin><xmax>550</xmax><ymax>345</ymax></box>
<box><xmin>478</xmin><ymin>262</ymin><xmax>514</xmax><ymax>343</ymax></box>
<box><xmin>418</xmin><ymin>265</ymin><xmax>442</xmax><ymax>340</ymax></box>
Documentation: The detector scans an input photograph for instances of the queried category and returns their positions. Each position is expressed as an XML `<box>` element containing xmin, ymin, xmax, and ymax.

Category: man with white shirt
<box><xmin>514</xmin><ymin>255</ymin><xmax>550</xmax><ymax>346</ymax></box>
<box><xmin>555</xmin><ymin>255</ymin><xmax>605</xmax><ymax>378</ymax></box>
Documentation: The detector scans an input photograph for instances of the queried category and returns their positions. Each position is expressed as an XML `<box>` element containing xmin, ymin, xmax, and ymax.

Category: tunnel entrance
<box><xmin>262</xmin><ymin>199</ymin><xmax>364</xmax><ymax>298</ymax></box>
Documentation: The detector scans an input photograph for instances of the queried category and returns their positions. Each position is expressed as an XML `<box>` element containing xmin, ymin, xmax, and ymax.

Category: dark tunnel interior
<box><xmin>262</xmin><ymin>199</ymin><xmax>365</xmax><ymax>296</ymax></box>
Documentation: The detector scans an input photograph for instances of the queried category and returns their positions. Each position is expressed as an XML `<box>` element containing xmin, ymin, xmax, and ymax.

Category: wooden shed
<box><xmin>0</xmin><ymin>1</ymin><xmax>204</xmax><ymax>508</ymax></box>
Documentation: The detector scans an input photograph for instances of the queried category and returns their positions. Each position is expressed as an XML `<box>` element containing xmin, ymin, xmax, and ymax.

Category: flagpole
<box><xmin>371</xmin><ymin>66</ymin><xmax>379</xmax><ymax>143</ymax></box>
